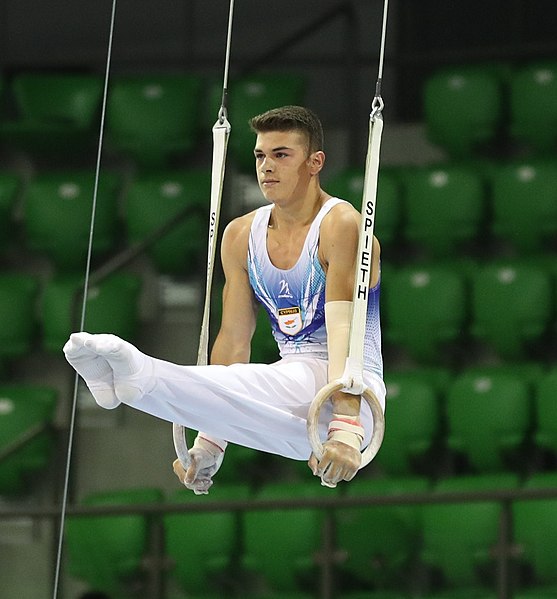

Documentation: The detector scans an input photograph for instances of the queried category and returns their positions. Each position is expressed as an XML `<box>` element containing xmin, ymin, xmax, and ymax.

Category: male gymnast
<box><xmin>63</xmin><ymin>105</ymin><xmax>385</xmax><ymax>492</ymax></box>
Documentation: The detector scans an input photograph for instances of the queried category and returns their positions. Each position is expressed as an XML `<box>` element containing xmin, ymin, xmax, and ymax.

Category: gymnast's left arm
<box><xmin>309</xmin><ymin>204</ymin><xmax>381</xmax><ymax>486</ymax></box>
<box><xmin>173</xmin><ymin>215</ymin><xmax>257</xmax><ymax>493</ymax></box>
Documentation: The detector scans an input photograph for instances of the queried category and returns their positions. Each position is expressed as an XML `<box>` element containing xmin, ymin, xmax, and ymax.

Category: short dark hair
<box><xmin>249</xmin><ymin>105</ymin><xmax>324</xmax><ymax>154</ymax></box>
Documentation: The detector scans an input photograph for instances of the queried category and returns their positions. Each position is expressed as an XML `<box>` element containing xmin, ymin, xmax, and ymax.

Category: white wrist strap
<box><xmin>195</xmin><ymin>434</ymin><xmax>227</xmax><ymax>456</ymax></box>
<box><xmin>328</xmin><ymin>414</ymin><xmax>364</xmax><ymax>451</ymax></box>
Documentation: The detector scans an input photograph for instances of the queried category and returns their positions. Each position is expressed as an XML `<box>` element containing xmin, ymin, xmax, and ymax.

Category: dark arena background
<box><xmin>1</xmin><ymin>1</ymin><xmax>557</xmax><ymax>598</ymax></box>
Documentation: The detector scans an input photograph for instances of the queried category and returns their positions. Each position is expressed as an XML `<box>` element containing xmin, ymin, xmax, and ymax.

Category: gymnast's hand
<box><xmin>172</xmin><ymin>435</ymin><xmax>226</xmax><ymax>495</ymax></box>
<box><xmin>308</xmin><ymin>413</ymin><xmax>364</xmax><ymax>487</ymax></box>
<box><xmin>308</xmin><ymin>439</ymin><xmax>362</xmax><ymax>487</ymax></box>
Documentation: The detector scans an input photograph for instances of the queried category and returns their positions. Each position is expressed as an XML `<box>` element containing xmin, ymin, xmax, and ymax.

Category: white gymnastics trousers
<box><xmin>111</xmin><ymin>353</ymin><xmax>386</xmax><ymax>461</ymax></box>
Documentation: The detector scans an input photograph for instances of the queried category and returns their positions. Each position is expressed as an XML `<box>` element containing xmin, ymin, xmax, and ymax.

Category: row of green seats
<box><xmin>0</xmin><ymin>270</ymin><xmax>142</xmax><ymax>362</ymax></box>
<box><xmin>0</xmin><ymin>169</ymin><xmax>210</xmax><ymax>273</ymax></box>
<box><xmin>422</xmin><ymin>60</ymin><xmax>557</xmax><ymax>157</ymax></box>
<box><xmin>0</xmin><ymin>269</ymin><xmax>278</xmax><ymax>369</ymax></box>
<box><xmin>380</xmin><ymin>258</ymin><xmax>556</xmax><ymax>364</ymax></box>
<box><xmin>63</xmin><ymin>473</ymin><xmax>557</xmax><ymax>598</ymax></box>
<box><xmin>2</xmin><ymin>60</ymin><xmax>555</xmax><ymax>167</ymax></box>
<box><xmin>1</xmin><ymin>157</ymin><xmax>556</xmax><ymax>277</ymax></box>
<box><xmin>0</xmin><ymin>71</ymin><xmax>305</xmax><ymax>168</ymax></box>
<box><xmin>325</xmin><ymin>158</ymin><xmax>557</xmax><ymax>257</ymax></box>
<box><xmin>379</xmin><ymin>366</ymin><xmax>557</xmax><ymax>477</ymax></box>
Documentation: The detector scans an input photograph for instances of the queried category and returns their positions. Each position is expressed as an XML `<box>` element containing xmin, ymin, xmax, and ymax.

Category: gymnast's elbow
<box><xmin>210</xmin><ymin>328</ymin><xmax>252</xmax><ymax>366</ymax></box>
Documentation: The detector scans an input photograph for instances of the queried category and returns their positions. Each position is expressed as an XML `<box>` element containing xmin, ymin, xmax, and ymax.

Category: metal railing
<box><xmin>1</xmin><ymin>484</ymin><xmax>556</xmax><ymax>599</ymax></box>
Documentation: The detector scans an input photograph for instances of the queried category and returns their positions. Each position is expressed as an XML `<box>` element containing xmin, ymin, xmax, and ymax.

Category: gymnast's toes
<box><xmin>83</xmin><ymin>333</ymin><xmax>126</xmax><ymax>355</ymax></box>
<box><xmin>63</xmin><ymin>331</ymin><xmax>95</xmax><ymax>358</ymax></box>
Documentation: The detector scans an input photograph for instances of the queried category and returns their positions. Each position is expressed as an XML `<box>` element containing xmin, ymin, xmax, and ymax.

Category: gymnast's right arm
<box><xmin>173</xmin><ymin>215</ymin><xmax>259</xmax><ymax>493</ymax></box>
<box><xmin>210</xmin><ymin>214</ymin><xmax>259</xmax><ymax>365</ymax></box>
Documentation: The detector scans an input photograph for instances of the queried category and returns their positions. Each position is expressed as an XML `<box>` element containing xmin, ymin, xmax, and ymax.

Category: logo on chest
<box><xmin>278</xmin><ymin>306</ymin><xmax>303</xmax><ymax>335</ymax></box>
<box><xmin>279</xmin><ymin>279</ymin><xmax>293</xmax><ymax>299</ymax></box>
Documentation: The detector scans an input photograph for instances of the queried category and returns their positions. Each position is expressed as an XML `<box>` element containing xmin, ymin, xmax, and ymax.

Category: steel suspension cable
<box><xmin>51</xmin><ymin>1</ymin><xmax>118</xmax><ymax>597</ymax></box>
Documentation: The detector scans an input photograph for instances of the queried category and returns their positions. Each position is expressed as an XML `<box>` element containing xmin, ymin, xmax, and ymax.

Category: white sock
<box><xmin>63</xmin><ymin>332</ymin><xmax>120</xmax><ymax>409</ymax></box>
<box><xmin>64</xmin><ymin>333</ymin><xmax>152</xmax><ymax>407</ymax></box>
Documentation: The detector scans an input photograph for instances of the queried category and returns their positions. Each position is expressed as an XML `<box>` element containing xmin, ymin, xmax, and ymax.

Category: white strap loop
<box><xmin>328</xmin><ymin>414</ymin><xmax>365</xmax><ymax>451</ymax></box>
<box><xmin>307</xmin><ymin>0</ymin><xmax>389</xmax><ymax>468</ymax></box>
<box><xmin>173</xmin><ymin>116</ymin><xmax>231</xmax><ymax>470</ymax></box>
<box><xmin>173</xmin><ymin>0</ymin><xmax>235</xmax><ymax>470</ymax></box>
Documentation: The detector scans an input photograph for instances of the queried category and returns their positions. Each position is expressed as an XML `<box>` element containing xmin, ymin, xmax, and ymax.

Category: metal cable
<box><xmin>51</xmin><ymin>2</ymin><xmax>118</xmax><ymax>597</ymax></box>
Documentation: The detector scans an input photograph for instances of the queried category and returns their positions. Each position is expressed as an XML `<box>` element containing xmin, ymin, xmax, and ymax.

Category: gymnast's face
<box><xmin>254</xmin><ymin>130</ymin><xmax>322</xmax><ymax>205</ymax></box>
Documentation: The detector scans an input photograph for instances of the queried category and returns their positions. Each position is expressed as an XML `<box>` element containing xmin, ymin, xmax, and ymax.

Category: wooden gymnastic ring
<box><xmin>307</xmin><ymin>381</ymin><xmax>385</xmax><ymax>468</ymax></box>
<box><xmin>173</xmin><ymin>423</ymin><xmax>192</xmax><ymax>469</ymax></box>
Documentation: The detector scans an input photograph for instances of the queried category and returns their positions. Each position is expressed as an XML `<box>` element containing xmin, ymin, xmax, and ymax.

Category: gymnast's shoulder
<box><xmin>321</xmin><ymin>201</ymin><xmax>381</xmax><ymax>247</ymax></box>
<box><xmin>220</xmin><ymin>209</ymin><xmax>258</xmax><ymax>249</ymax></box>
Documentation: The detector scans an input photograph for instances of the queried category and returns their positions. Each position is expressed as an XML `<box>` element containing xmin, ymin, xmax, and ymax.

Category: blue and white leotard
<box><xmin>247</xmin><ymin>197</ymin><xmax>383</xmax><ymax>379</ymax></box>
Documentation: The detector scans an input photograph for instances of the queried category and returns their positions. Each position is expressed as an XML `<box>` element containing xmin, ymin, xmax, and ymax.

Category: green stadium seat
<box><xmin>465</xmin><ymin>362</ymin><xmax>545</xmax><ymax>393</ymax></box>
<box><xmin>421</xmin><ymin>474</ymin><xmax>519</xmax><ymax>591</ymax></box>
<box><xmin>0</xmin><ymin>171</ymin><xmax>20</xmax><ymax>254</ymax></box>
<box><xmin>0</xmin><ymin>72</ymin><xmax>103</xmax><ymax>155</ymax></box>
<box><xmin>0</xmin><ymin>272</ymin><xmax>40</xmax><ymax>359</ymax></box>
<box><xmin>509</xmin><ymin>61</ymin><xmax>557</xmax><ymax>152</ymax></box>
<box><xmin>534</xmin><ymin>369</ymin><xmax>557</xmax><ymax>462</ymax></box>
<box><xmin>446</xmin><ymin>371</ymin><xmax>531</xmax><ymax>473</ymax></box>
<box><xmin>382</xmin><ymin>264</ymin><xmax>467</xmax><ymax>364</ymax></box>
<box><xmin>402</xmin><ymin>165</ymin><xmax>485</xmax><ymax>257</ymax></box>
<box><xmin>41</xmin><ymin>272</ymin><xmax>142</xmax><ymax>353</ymax></box>
<box><xmin>164</xmin><ymin>483</ymin><xmax>250</xmax><ymax>595</ymax></box>
<box><xmin>336</xmin><ymin>476</ymin><xmax>429</xmax><ymax>591</ymax></box>
<box><xmin>106</xmin><ymin>73</ymin><xmax>203</xmax><ymax>166</ymax></box>
<box><xmin>242</xmin><ymin>480</ymin><xmax>335</xmax><ymax>592</ymax></box>
<box><xmin>124</xmin><ymin>169</ymin><xmax>209</xmax><ymax>276</ymax></box>
<box><xmin>522</xmin><ymin>252</ymin><xmax>557</xmax><ymax>286</ymax></box>
<box><xmin>23</xmin><ymin>170</ymin><xmax>120</xmax><ymax>271</ymax></box>
<box><xmin>423</xmin><ymin>65</ymin><xmax>504</xmax><ymax>157</ymax></box>
<box><xmin>374</xmin><ymin>375</ymin><xmax>439</xmax><ymax>475</ymax></box>
<box><xmin>0</xmin><ymin>385</ymin><xmax>58</xmax><ymax>495</ymax></box>
<box><xmin>489</xmin><ymin>160</ymin><xmax>557</xmax><ymax>253</ymax></box>
<box><xmin>325</xmin><ymin>168</ymin><xmax>402</xmax><ymax>247</ymax></box>
<box><xmin>385</xmin><ymin>365</ymin><xmax>454</xmax><ymax>396</ymax></box>
<box><xmin>218</xmin><ymin>73</ymin><xmax>306</xmax><ymax>172</ymax></box>
<box><xmin>513</xmin><ymin>473</ymin><xmax>557</xmax><ymax>590</ymax></box>
<box><xmin>65</xmin><ymin>487</ymin><xmax>162</xmax><ymax>595</ymax></box>
<box><xmin>470</xmin><ymin>261</ymin><xmax>552</xmax><ymax>360</ymax></box>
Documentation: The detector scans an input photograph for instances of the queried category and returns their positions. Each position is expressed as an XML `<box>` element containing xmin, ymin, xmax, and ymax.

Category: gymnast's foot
<box><xmin>63</xmin><ymin>332</ymin><xmax>152</xmax><ymax>409</ymax></box>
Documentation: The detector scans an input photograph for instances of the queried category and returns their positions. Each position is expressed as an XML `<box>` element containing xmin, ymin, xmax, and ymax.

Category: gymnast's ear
<box><xmin>309</xmin><ymin>150</ymin><xmax>325</xmax><ymax>175</ymax></box>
